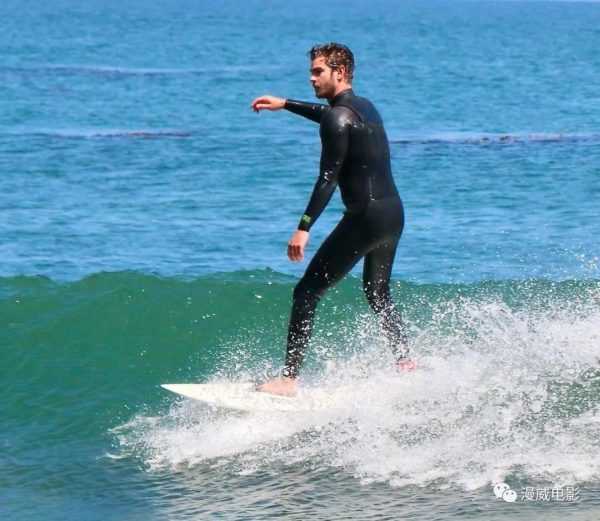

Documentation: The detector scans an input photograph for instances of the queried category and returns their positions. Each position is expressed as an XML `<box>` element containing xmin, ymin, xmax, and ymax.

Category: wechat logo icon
<box><xmin>493</xmin><ymin>482</ymin><xmax>517</xmax><ymax>503</ymax></box>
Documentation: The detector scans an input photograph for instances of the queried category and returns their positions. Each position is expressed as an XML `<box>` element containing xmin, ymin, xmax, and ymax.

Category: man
<box><xmin>251</xmin><ymin>43</ymin><xmax>415</xmax><ymax>396</ymax></box>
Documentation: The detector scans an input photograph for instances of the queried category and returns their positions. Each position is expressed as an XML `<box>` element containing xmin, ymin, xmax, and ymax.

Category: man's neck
<box><xmin>328</xmin><ymin>84</ymin><xmax>353</xmax><ymax>103</ymax></box>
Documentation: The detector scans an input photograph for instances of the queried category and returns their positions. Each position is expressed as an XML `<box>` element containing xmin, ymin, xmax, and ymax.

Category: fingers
<box><xmin>251</xmin><ymin>95</ymin><xmax>284</xmax><ymax>112</ymax></box>
<box><xmin>287</xmin><ymin>230</ymin><xmax>309</xmax><ymax>262</ymax></box>
<box><xmin>251</xmin><ymin>96</ymin><xmax>271</xmax><ymax>112</ymax></box>
<box><xmin>287</xmin><ymin>242</ymin><xmax>304</xmax><ymax>262</ymax></box>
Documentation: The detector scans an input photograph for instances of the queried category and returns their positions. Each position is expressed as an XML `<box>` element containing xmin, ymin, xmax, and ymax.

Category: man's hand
<box><xmin>288</xmin><ymin>230</ymin><xmax>309</xmax><ymax>262</ymax></box>
<box><xmin>251</xmin><ymin>95</ymin><xmax>286</xmax><ymax>113</ymax></box>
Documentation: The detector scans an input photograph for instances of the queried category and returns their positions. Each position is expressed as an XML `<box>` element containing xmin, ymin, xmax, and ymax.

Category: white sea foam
<box><xmin>114</xmin><ymin>293</ymin><xmax>600</xmax><ymax>490</ymax></box>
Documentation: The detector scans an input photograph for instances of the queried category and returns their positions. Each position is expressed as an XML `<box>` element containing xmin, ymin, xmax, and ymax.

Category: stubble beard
<box><xmin>314</xmin><ymin>83</ymin><xmax>334</xmax><ymax>100</ymax></box>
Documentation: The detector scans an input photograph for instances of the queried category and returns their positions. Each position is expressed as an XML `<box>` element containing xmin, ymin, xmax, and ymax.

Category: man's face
<box><xmin>310</xmin><ymin>56</ymin><xmax>341</xmax><ymax>99</ymax></box>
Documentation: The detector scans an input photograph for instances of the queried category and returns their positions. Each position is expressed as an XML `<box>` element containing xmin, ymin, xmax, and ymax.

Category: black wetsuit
<box><xmin>282</xmin><ymin>89</ymin><xmax>408</xmax><ymax>378</ymax></box>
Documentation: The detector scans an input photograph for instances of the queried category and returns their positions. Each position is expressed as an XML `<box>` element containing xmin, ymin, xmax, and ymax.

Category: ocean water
<box><xmin>2</xmin><ymin>0</ymin><xmax>600</xmax><ymax>519</ymax></box>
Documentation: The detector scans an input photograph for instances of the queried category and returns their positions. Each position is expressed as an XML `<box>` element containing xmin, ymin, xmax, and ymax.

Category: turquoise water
<box><xmin>2</xmin><ymin>1</ymin><xmax>600</xmax><ymax>519</ymax></box>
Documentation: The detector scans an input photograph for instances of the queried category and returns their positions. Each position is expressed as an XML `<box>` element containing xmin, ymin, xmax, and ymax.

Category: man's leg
<box><xmin>282</xmin><ymin>215</ymin><xmax>370</xmax><ymax>378</ymax></box>
<box><xmin>362</xmin><ymin>236</ymin><xmax>410</xmax><ymax>360</ymax></box>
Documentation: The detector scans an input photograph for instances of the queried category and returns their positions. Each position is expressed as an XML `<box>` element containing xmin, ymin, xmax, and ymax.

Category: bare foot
<box><xmin>396</xmin><ymin>358</ymin><xmax>417</xmax><ymax>372</ymax></box>
<box><xmin>256</xmin><ymin>377</ymin><xmax>298</xmax><ymax>397</ymax></box>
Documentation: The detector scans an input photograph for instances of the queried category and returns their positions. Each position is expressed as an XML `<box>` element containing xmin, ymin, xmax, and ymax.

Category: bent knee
<box><xmin>293</xmin><ymin>278</ymin><xmax>326</xmax><ymax>303</ymax></box>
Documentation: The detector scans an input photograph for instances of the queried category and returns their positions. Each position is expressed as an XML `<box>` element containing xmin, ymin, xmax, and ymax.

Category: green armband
<box><xmin>298</xmin><ymin>214</ymin><xmax>312</xmax><ymax>231</ymax></box>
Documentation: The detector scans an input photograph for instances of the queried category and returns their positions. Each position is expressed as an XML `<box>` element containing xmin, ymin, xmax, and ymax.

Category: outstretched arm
<box><xmin>284</xmin><ymin>99</ymin><xmax>329</xmax><ymax>123</ymax></box>
<box><xmin>251</xmin><ymin>95</ymin><xmax>329</xmax><ymax>123</ymax></box>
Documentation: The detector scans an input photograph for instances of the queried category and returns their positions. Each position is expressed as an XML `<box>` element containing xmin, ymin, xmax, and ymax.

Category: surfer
<box><xmin>251</xmin><ymin>43</ymin><xmax>415</xmax><ymax>396</ymax></box>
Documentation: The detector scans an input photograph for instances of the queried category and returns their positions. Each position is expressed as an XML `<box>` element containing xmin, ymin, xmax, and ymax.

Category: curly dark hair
<box><xmin>308</xmin><ymin>42</ymin><xmax>355</xmax><ymax>80</ymax></box>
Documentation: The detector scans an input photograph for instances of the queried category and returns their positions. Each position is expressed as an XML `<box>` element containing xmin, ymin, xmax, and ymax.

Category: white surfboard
<box><xmin>161</xmin><ymin>383</ymin><xmax>342</xmax><ymax>412</ymax></box>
